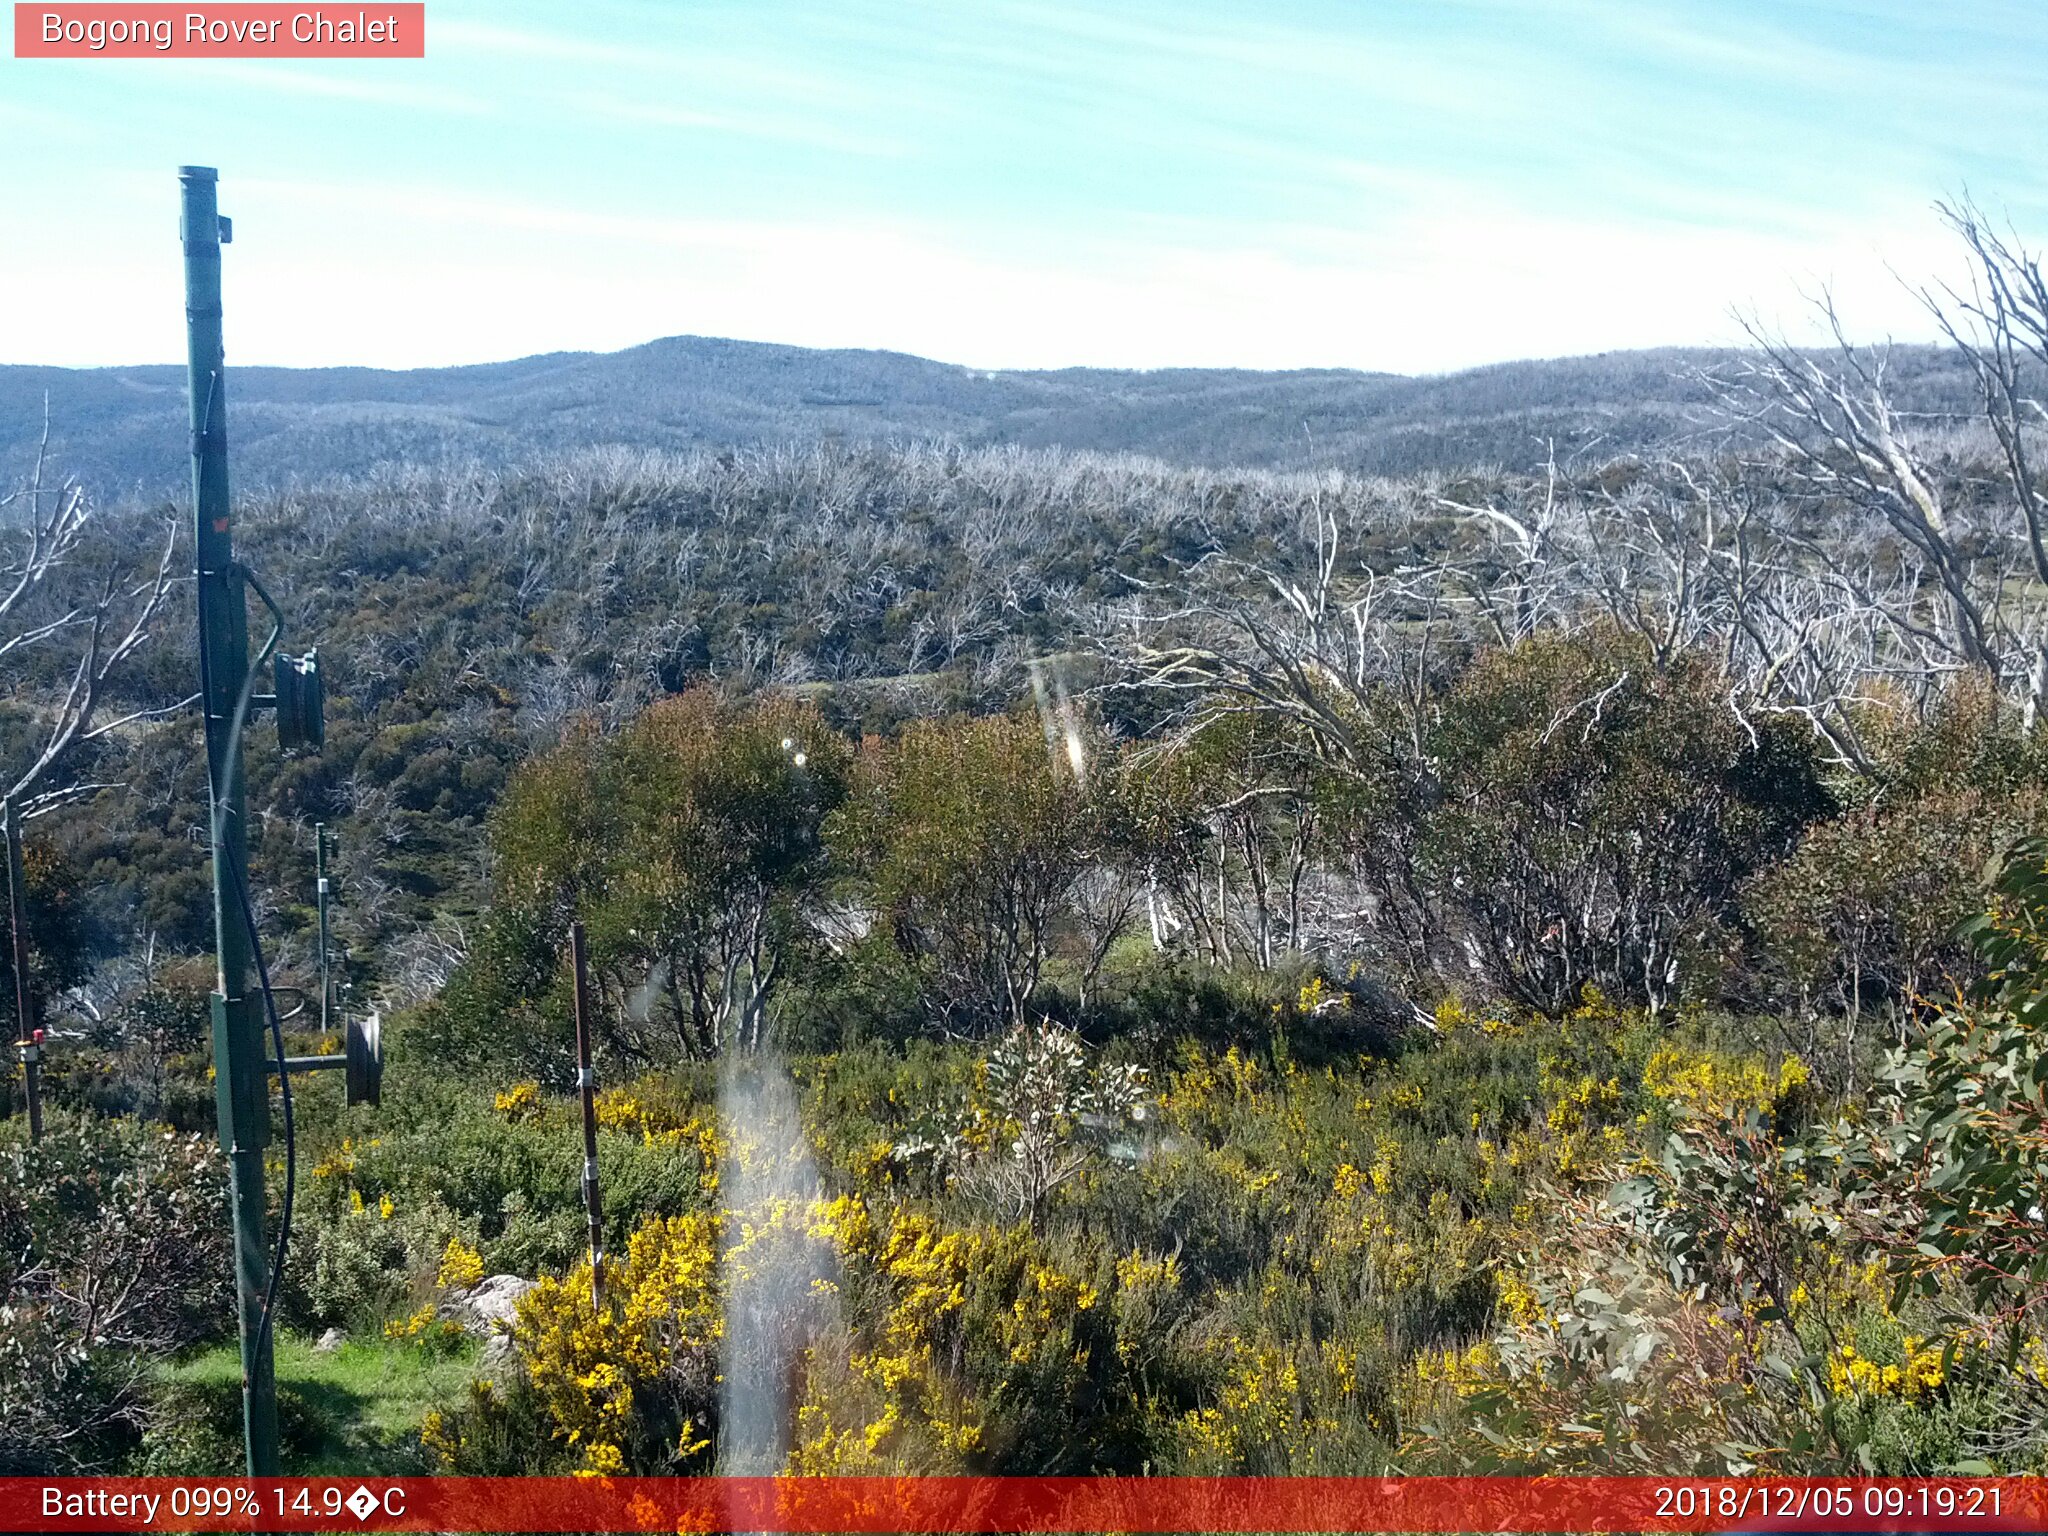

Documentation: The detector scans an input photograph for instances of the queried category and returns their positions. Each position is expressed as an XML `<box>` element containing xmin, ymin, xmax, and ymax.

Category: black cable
<box><xmin>191</xmin><ymin>513</ymin><xmax>295</xmax><ymax>1362</ymax></box>
<box><xmin>232</xmin><ymin>854</ymin><xmax>294</xmax><ymax>1359</ymax></box>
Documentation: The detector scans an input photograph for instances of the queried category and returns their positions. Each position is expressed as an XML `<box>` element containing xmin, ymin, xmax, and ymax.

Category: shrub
<box><xmin>1419</xmin><ymin>855</ymin><xmax>2048</xmax><ymax>1476</ymax></box>
<box><xmin>1859</xmin><ymin>838</ymin><xmax>2048</xmax><ymax>1344</ymax></box>
<box><xmin>895</xmin><ymin>1020</ymin><xmax>1147</xmax><ymax>1233</ymax></box>
<box><xmin>132</xmin><ymin>1377</ymin><xmax>329</xmax><ymax>1475</ymax></box>
<box><xmin>832</xmin><ymin>712</ymin><xmax>1105</xmax><ymax>1036</ymax></box>
<box><xmin>510</xmin><ymin>1212</ymin><xmax>724</xmax><ymax>1475</ymax></box>
<box><xmin>470</xmin><ymin>686</ymin><xmax>851</xmax><ymax>1061</ymax></box>
<box><xmin>805</xmin><ymin>1203</ymin><xmax>1169</xmax><ymax>1474</ymax></box>
<box><xmin>0</xmin><ymin>1112</ymin><xmax>231</xmax><ymax>1471</ymax></box>
<box><xmin>297</xmin><ymin>1189</ymin><xmax>474</xmax><ymax>1333</ymax></box>
<box><xmin>1424</xmin><ymin>630</ymin><xmax>1829</xmax><ymax>1016</ymax></box>
<box><xmin>1744</xmin><ymin>786</ymin><xmax>2043</xmax><ymax>1058</ymax></box>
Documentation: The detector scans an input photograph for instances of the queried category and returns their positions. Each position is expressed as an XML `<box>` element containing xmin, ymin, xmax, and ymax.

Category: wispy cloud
<box><xmin>553</xmin><ymin>92</ymin><xmax>909</xmax><ymax>159</ymax></box>
<box><xmin>432</xmin><ymin>16</ymin><xmax>890</xmax><ymax>112</ymax></box>
<box><xmin>20</xmin><ymin>167</ymin><xmax>1973</xmax><ymax>374</ymax></box>
<box><xmin>4</xmin><ymin>0</ymin><xmax>2045</xmax><ymax>369</ymax></box>
<box><xmin>176</xmin><ymin>58</ymin><xmax>496</xmax><ymax>114</ymax></box>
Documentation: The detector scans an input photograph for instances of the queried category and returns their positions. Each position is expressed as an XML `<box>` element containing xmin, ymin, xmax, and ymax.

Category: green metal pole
<box><xmin>182</xmin><ymin>164</ymin><xmax>279</xmax><ymax>1478</ymax></box>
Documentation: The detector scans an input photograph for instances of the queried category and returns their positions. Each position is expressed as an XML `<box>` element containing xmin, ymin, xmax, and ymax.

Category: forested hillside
<box><xmin>8</xmin><ymin>205</ymin><xmax>2048</xmax><ymax>1481</ymax></box>
<box><xmin>0</xmin><ymin>336</ymin><xmax>1986</xmax><ymax>497</ymax></box>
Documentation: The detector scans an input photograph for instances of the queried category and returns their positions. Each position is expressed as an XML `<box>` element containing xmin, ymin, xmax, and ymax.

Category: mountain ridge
<box><xmin>0</xmin><ymin>333</ymin><xmax>1980</xmax><ymax>497</ymax></box>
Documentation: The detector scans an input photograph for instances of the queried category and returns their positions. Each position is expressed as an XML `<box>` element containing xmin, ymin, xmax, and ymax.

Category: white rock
<box><xmin>478</xmin><ymin>1332</ymin><xmax>518</xmax><ymax>1374</ymax></box>
<box><xmin>449</xmin><ymin>1273</ymin><xmax>533</xmax><ymax>1335</ymax></box>
<box><xmin>313</xmin><ymin>1327</ymin><xmax>345</xmax><ymax>1353</ymax></box>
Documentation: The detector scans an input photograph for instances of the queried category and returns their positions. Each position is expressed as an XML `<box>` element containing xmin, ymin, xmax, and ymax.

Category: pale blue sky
<box><xmin>4</xmin><ymin>0</ymin><xmax>2046</xmax><ymax>371</ymax></box>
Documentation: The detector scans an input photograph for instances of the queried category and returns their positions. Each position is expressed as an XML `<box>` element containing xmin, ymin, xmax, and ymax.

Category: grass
<box><xmin>157</xmin><ymin>1329</ymin><xmax>480</xmax><ymax>1474</ymax></box>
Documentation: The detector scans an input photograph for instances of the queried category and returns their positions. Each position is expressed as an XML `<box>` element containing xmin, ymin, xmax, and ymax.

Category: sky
<box><xmin>4</xmin><ymin>0</ymin><xmax>2047</xmax><ymax>373</ymax></box>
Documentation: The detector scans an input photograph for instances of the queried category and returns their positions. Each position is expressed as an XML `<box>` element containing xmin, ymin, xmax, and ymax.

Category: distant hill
<box><xmin>0</xmin><ymin>334</ymin><xmax>1983</xmax><ymax>497</ymax></box>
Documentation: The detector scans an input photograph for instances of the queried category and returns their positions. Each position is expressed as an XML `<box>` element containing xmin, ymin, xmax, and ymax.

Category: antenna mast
<box><xmin>182</xmin><ymin>162</ymin><xmax>281</xmax><ymax>1477</ymax></box>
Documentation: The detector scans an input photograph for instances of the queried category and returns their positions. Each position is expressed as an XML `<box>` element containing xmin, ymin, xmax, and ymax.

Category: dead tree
<box><xmin>1922</xmin><ymin>197</ymin><xmax>2048</xmax><ymax>722</ymax></box>
<box><xmin>2</xmin><ymin>406</ymin><xmax>184</xmax><ymax>817</ymax></box>
<box><xmin>1712</xmin><ymin>303</ymin><xmax>2003</xmax><ymax>701</ymax></box>
<box><xmin>1104</xmin><ymin>502</ymin><xmax>1447</xmax><ymax>780</ymax></box>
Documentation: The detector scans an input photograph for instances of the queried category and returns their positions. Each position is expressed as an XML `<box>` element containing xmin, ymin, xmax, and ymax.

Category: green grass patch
<box><xmin>150</xmin><ymin>1330</ymin><xmax>480</xmax><ymax>1475</ymax></box>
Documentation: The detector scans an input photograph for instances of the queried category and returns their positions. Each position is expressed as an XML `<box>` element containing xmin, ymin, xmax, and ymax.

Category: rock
<box><xmin>448</xmin><ymin>1273</ymin><xmax>532</xmax><ymax>1336</ymax></box>
<box><xmin>478</xmin><ymin>1332</ymin><xmax>518</xmax><ymax>1374</ymax></box>
<box><xmin>313</xmin><ymin>1327</ymin><xmax>345</xmax><ymax>1353</ymax></box>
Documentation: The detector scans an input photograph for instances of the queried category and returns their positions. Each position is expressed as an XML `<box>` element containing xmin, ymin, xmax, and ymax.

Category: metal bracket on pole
<box><xmin>266</xmin><ymin>1010</ymin><xmax>380</xmax><ymax>1107</ymax></box>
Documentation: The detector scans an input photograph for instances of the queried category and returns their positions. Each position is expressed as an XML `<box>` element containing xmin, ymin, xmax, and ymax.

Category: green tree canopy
<box><xmin>434</xmin><ymin>687</ymin><xmax>849</xmax><ymax>1067</ymax></box>
<box><xmin>833</xmin><ymin>713</ymin><xmax>1102</xmax><ymax>1036</ymax></box>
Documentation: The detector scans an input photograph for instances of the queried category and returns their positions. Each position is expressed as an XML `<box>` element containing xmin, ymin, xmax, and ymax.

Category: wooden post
<box><xmin>570</xmin><ymin>921</ymin><xmax>604</xmax><ymax>1309</ymax></box>
<box><xmin>315</xmin><ymin>822</ymin><xmax>331</xmax><ymax>1042</ymax></box>
<box><xmin>5</xmin><ymin>797</ymin><xmax>41</xmax><ymax>1144</ymax></box>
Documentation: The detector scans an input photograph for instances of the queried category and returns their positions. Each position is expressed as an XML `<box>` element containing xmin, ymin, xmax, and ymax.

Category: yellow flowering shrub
<box><xmin>1494</xmin><ymin>1269</ymin><xmax>1541</xmax><ymax>1326</ymax></box>
<box><xmin>384</xmin><ymin>1301</ymin><xmax>467</xmax><ymax>1354</ymax></box>
<box><xmin>591</xmin><ymin>1080</ymin><xmax>713</xmax><ymax>1142</ymax></box>
<box><xmin>493</xmin><ymin>1080</ymin><xmax>542</xmax><ymax>1121</ymax></box>
<box><xmin>847</xmin><ymin>1138</ymin><xmax>899</xmax><ymax>1185</ymax></box>
<box><xmin>1177</xmin><ymin>1336</ymin><xmax>1377</xmax><ymax>1472</ymax></box>
<box><xmin>788</xmin><ymin>1203</ymin><xmax>1171</xmax><ymax>1474</ymax></box>
<box><xmin>364</xmin><ymin>972</ymin><xmax>2026</xmax><ymax>1479</ymax></box>
<box><xmin>385</xmin><ymin>1303</ymin><xmax>438</xmax><ymax>1341</ymax></box>
<box><xmin>1434</xmin><ymin>996</ymin><xmax>1518</xmax><ymax>1036</ymax></box>
<box><xmin>1643</xmin><ymin>1043</ymin><xmax>1810</xmax><ymax>1120</ymax></box>
<box><xmin>437</xmin><ymin>1237</ymin><xmax>485</xmax><ymax>1292</ymax></box>
<box><xmin>1825</xmin><ymin>1337</ymin><xmax>1945</xmax><ymax>1401</ymax></box>
<box><xmin>515</xmin><ymin>1211</ymin><xmax>722</xmax><ymax>1475</ymax></box>
<box><xmin>1161</xmin><ymin>1043</ymin><xmax>1266</xmax><ymax>1120</ymax></box>
<box><xmin>1542</xmin><ymin>1073</ymin><xmax>1622</xmax><ymax>1135</ymax></box>
<box><xmin>311</xmin><ymin>1136</ymin><xmax>358</xmax><ymax>1181</ymax></box>
<box><xmin>1111</xmin><ymin>1247</ymin><xmax>1182</xmax><ymax>1363</ymax></box>
<box><xmin>838</xmin><ymin>1209</ymin><xmax>988</xmax><ymax>1464</ymax></box>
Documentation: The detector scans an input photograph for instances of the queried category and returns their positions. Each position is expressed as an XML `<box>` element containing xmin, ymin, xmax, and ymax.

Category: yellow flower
<box><xmin>494</xmin><ymin>1080</ymin><xmax>541</xmax><ymax>1120</ymax></box>
<box><xmin>1495</xmin><ymin>1269</ymin><xmax>1541</xmax><ymax>1325</ymax></box>
<box><xmin>437</xmin><ymin>1237</ymin><xmax>485</xmax><ymax>1291</ymax></box>
<box><xmin>312</xmin><ymin>1137</ymin><xmax>357</xmax><ymax>1180</ymax></box>
<box><xmin>1644</xmin><ymin>1044</ymin><xmax>1808</xmax><ymax>1119</ymax></box>
<box><xmin>516</xmin><ymin>1211</ymin><xmax>723</xmax><ymax>1474</ymax></box>
<box><xmin>1115</xmin><ymin>1248</ymin><xmax>1181</xmax><ymax>1293</ymax></box>
<box><xmin>1825</xmin><ymin>1335</ymin><xmax>1946</xmax><ymax>1400</ymax></box>
<box><xmin>384</xmin><ymin>1303</ymin><xmax>438</xmax><ymax>1342</ymax></box>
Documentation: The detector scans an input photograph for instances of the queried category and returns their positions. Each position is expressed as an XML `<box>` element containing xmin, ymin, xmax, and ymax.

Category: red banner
<box><xmin>13</xmin><ymin>4</ymin><xmax>425</xmax><ymax>57</ymax></box>
<box><xmin>5</xmin><ymin>1476</ymin><xmax>2046</xmax><ymax>1533</ymax></box>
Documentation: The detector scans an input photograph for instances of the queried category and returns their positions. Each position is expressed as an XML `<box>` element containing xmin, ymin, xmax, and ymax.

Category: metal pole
<box><xmin>182</xmin><ymin>164</ymin><xmax>279</xmax><ymax>1478</ymax></box>
<box><xmin>4</xmin><ymin>797</ymin><xmax>42</xmax><ymax>1144</ymax></box>
<box><xmin>570</xmin><ymin>921</ymin><xmax>605</xmax><ymax>1310</ymax></box>
<box><xmin>315</xmin><ymin>823</ymin><xmax>331</xmax><ymax>1043</ymax></box>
